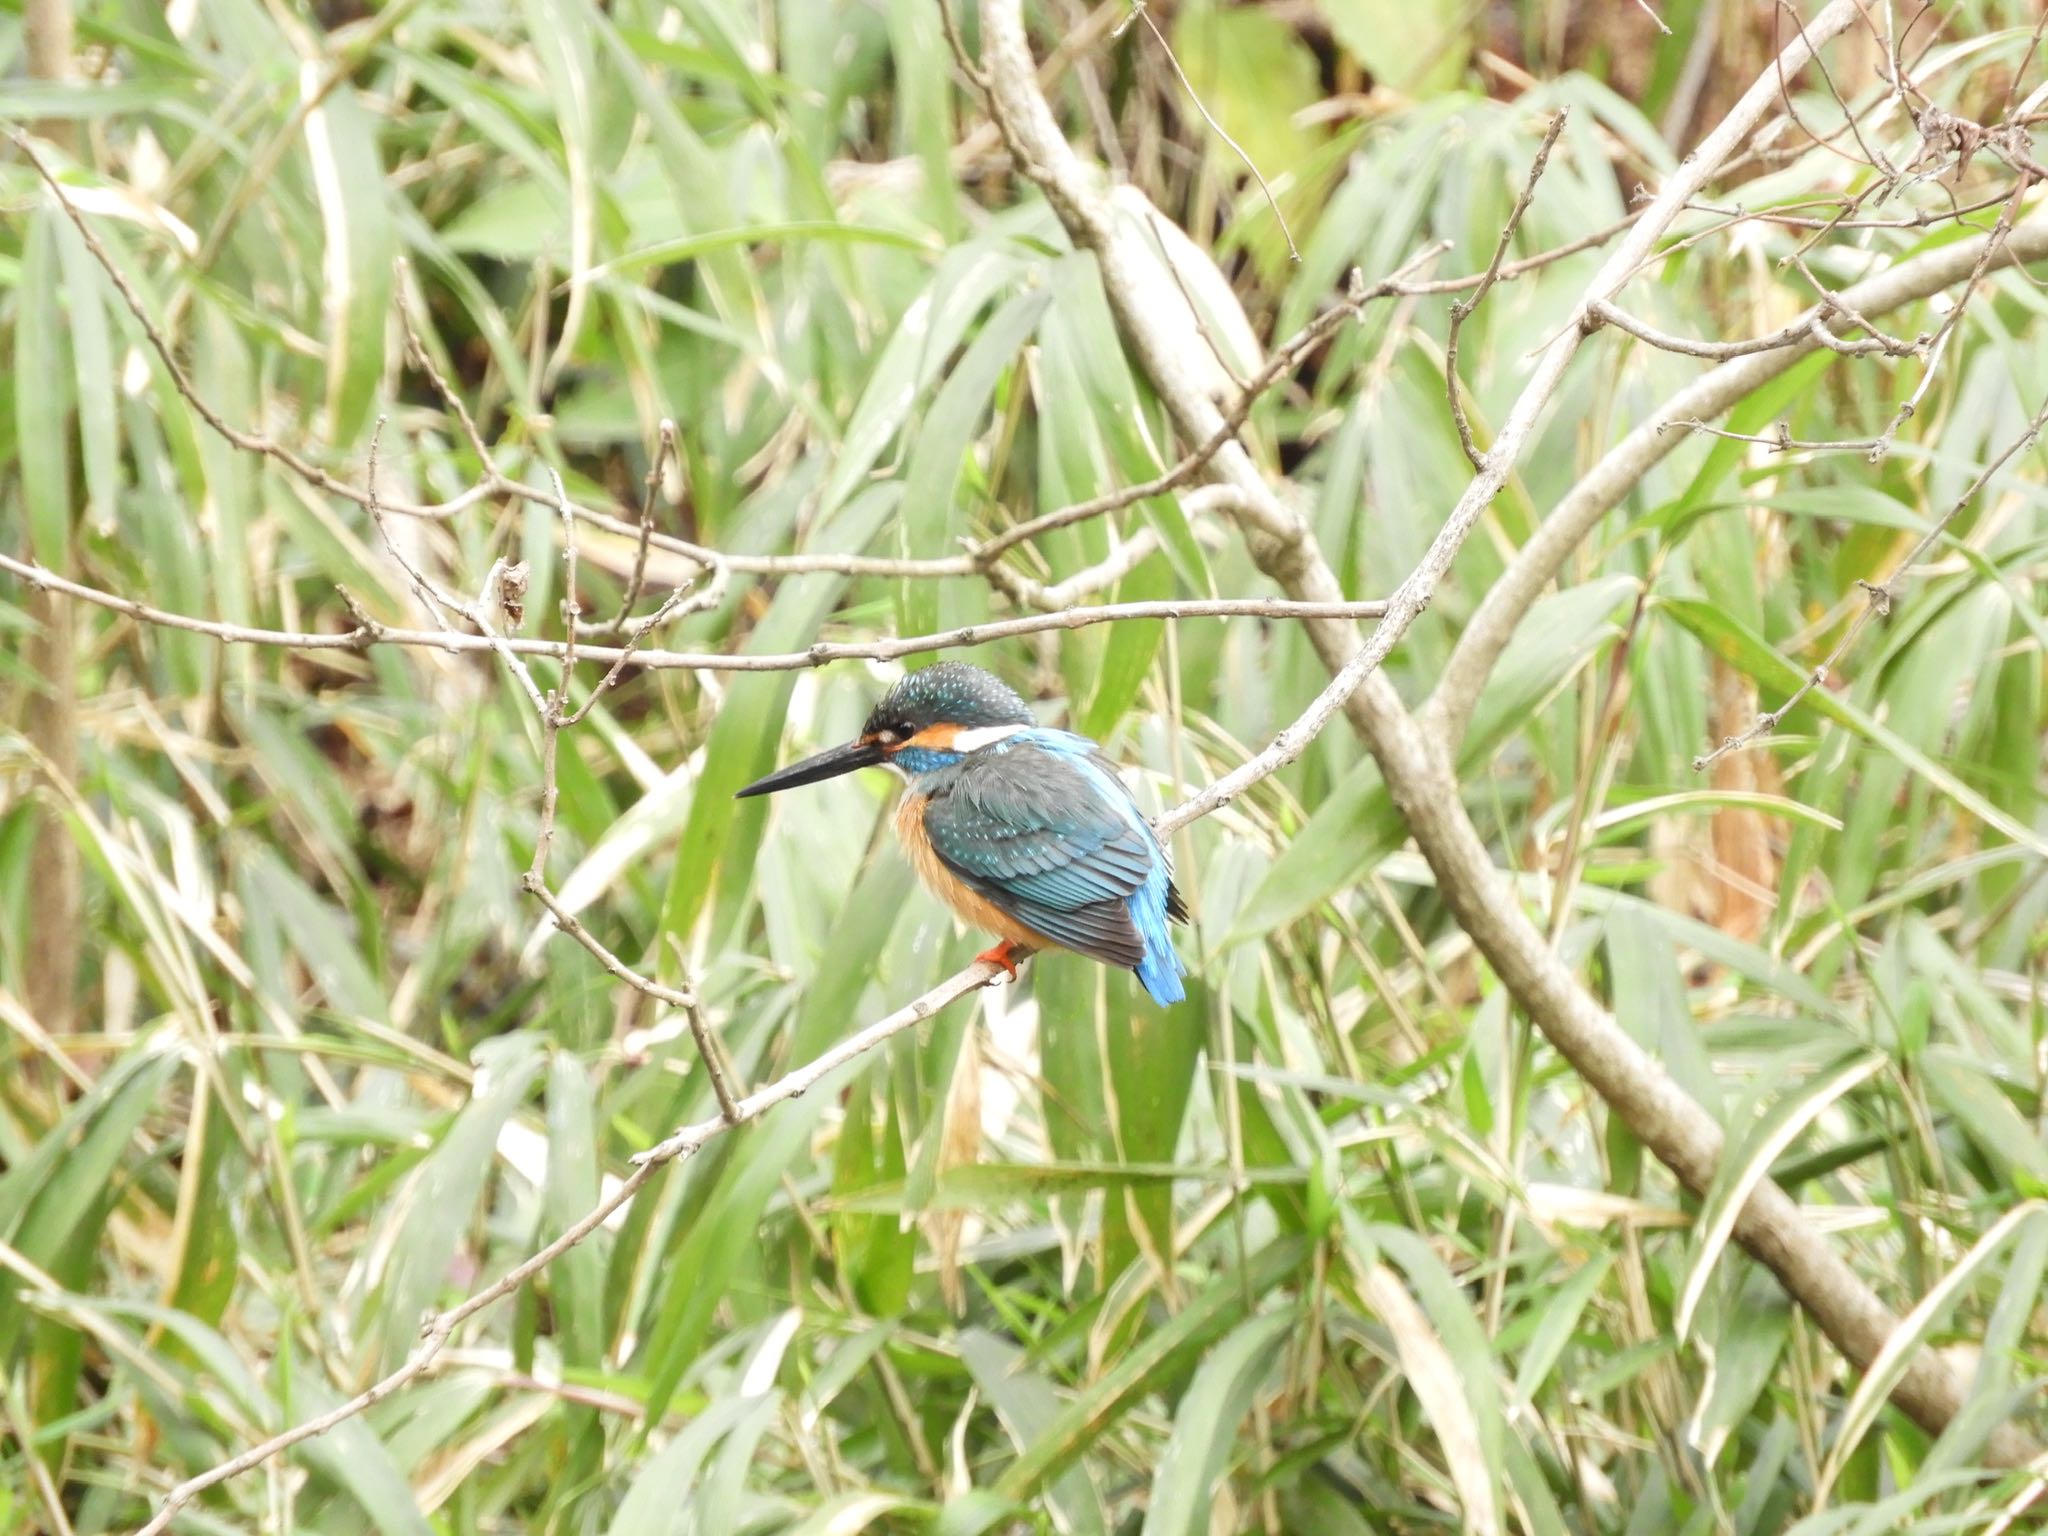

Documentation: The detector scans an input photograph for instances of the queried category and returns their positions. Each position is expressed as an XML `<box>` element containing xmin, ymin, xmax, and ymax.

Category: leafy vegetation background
<box><xmin>2</xmin><ymin>0</ymin><xmax>2047</xmax><ymax>1532</ymax></box>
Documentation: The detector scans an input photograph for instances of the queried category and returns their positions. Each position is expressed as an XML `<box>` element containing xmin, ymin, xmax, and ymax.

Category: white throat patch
<box><xmin>951</xmin><ymin>723</ymin><xmax>1029</xmax><ymax>753</ymax></box>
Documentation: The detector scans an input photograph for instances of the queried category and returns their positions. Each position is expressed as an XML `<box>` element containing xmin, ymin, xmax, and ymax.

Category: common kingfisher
<box><xmin>736</xmin><ymin>662</ymin><xmax>1189</xmax><ymax>1005</ymax></box>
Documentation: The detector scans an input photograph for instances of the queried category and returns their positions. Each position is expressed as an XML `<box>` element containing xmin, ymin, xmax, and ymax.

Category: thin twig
<box><xmin>1678</xmin><ymin>189</ymin><xmax>2014</xmax><ymax>231</ymax></box>
<box><xmin>364</xmin><ymin>418</ymin><xmax>454</xmax><ymax>633</ymax></box>
<box><xmin>1856</xmin><ymin>176</ymin><xmax>2031</xmax><ymax>464</ymax></box>
<box><xmin>664</xmin><ymin>934</ymin><xmax>743</xmax><ymax>1122</ymax></box>
<box><xmin>523</xmin><ymin>883</ymin><xmax>695</xmax><ymax>1011</ymax></box>
<box><xmin>1127</xmin><ymin>1</ymin><xmax>1299</xmax><ymax>262</ymax></box>
<box><xmin>528</xmin><ymin>488</ymin><xmax>575</xmax><ymax>883</ymax></box>
<box><xmin>977</xmin><ymin>246</ymin><xmax>1444</xmax><ymax>561</ymax></box>
<box><xmin>1447</xmin><ymin>111</ymin><xmax>1569</xmax><ymax>470</ymax></box>
<box><xmin>396</xmin><ymin>268</ymin><xmax>504</xmax><ymax>478</ymax></box>
<box><xmin>0</xmin><ymin>557</ymin><xmax>1389</xmax><ymax>670</ymax></box>
<box><xmin>601</xmin><ymin>419</ymin><xmax>680</xmax><ymax>636</ymax></box>
<box><xmin>555</xmin><ymin>467</ymin><xmax>580</xmax><ymax>695</ymax></box>
<box><xmin>1590</xmin><ymin>297</ymin><xmax>1921</xmax><ymax>360</ymax></box>
<box><xmin>559</xmin><ymin>584</ymin><xmax>698</xmax><ymax>727</ymax></box>
<box><xmin>1693</xmin><ymin>389</ymin><xmax>2048</xmax><ymax>769</ymax></box>
<box><xmin>1398</xmin><ymin>212</ymin><xmax>1636</xmax><ymax>296</ymax></box>
<box><xmin>938</xmin><ymin>0</ymin><xmax>990</xmax><ymax>89</ymax></box>
<box><xmin>1776</xmin><ymin>0</ymin><xmax>1897</xmax><ymax>178</ymax></box>
<box><xmin>1659</xmin><ymin>418</ymin><xmax>1882</xmax><ymax>454</ymax></box>
<box><xmin>2001</xmin><ymin>2</ymin><xmax>2048</xmax><ymax>123</ymax></box>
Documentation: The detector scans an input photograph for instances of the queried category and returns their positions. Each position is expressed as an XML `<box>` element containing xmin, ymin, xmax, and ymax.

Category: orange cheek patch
<box><xmin>903</xmin><ymin>724</ymin><xmax>960</xmax><ymax>751</ymax></box>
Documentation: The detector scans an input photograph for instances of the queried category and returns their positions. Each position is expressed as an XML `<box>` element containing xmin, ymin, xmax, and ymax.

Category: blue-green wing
<box><xmin>920</xmin><ymin>750</ymin><xmax>1156</xmax><ymax>968</ymax></box>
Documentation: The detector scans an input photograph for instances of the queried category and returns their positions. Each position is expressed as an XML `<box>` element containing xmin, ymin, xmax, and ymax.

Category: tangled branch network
<box><xmin>6</xmin><ymin>0</ymin><xmax>2048</xmax><ymax>1524</ymax></box>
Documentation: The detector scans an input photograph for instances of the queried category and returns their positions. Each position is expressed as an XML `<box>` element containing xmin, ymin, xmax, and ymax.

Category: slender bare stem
<box><xmin>0</xmin><ymin>557</ymin><xmax>1388</xmax><ymax>670</ymax></box>
<box><xmin>597</xmin><ymin>419</ymin><xmax>682</xmax><ymax>636</ymax></box>
<box><xmin>1447</xmin><ymin>111</ymin><xmax>1569</xmax><ymax>470</ymax></box>
<box><xmin>1126</xmin><ymin>1</ymin><xmax>1298</xmax><ymax>261</ymax></box>
<box><xmin>1590</xmin><ymin>298</ymin><xmax>1922</xmax><ymax>360</ymax></box>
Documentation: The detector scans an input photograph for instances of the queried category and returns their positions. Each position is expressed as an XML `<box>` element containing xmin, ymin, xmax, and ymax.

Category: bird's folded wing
<box><xmin>920</xmin><ymin>751</ymin><xmax>1155</xmax><ymax>968</ymax></box>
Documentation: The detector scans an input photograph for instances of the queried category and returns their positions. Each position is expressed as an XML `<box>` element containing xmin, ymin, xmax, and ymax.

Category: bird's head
<box><xmin>736</xmin><ymin>662</ymin><xmax>1035</xmax><ymax>798</ymax></box>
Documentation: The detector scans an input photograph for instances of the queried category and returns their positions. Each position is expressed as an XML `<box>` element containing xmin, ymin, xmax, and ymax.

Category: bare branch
<box><xmin>1125</xmin><ymin>1</ymin><xmax>1299</xmax><ymax>262</ymax></box>
<box><xmin>600</xmin><ymin>419</ymin><xmax>682</xmax><ymax>637</ymax></box>
<box><xmin>938</xmin><ymin>0</ymin><xmax>990</xmax><ymax>89</ymax></box>
<box><xmin>1659</xmin><ymin>417</ymin><xmax>1883</xmax><ymax>454</ymax></box>
<box><xmin>2000</xmin><ymin>3</ymin><xmax>2048</xmax><ymax>123</ymax></box>
<box><xmin>520</xmin><ymin>882</ymin><xmax>696</xmax><ymax>1012</ymax></box>
<box><xmin>1403</xmin><ymin>213</ymin><xmax>1638</xmax><ymax>294</ymax></box>
<box><xmin>664</xmin><ymin>935</ymin><xmax>743</xmax><ymax>1123</ymax></box>
<box><xmin>0</xmin><ymin>555</ymin><xmax>1387</xmax><ymax>671</ymax></box>
<box><xmin>396</xmin><ymin>267</ymin><xmax>506</xmax><ymax>480</ymax></box>
<box><xmin>1447</xmin><ymin>110</ymin><xmax>1570</xmax><ymax>470</ymax></box>
<box><xmin>1858</xmin><ymin>174</ymin><xmax>2034</xmax><ymax>461</ymax></box>
<box><xmin>976</xmin><ymin>244</ymin><xmax>1443</xmax><ymax>561</ymax></box>
<box><xmin>1679</xmin><ymin>190</ymin><xmax>2015</xmax><ymax>230</ymax></box>
<box><xmin>1773</xmin><ymin>0</ymin><xmax>1896</xmax><ymax>180</ymax></box>
<box><xmin>1590</xmin><ymin>298</ymin><xmax>1921</xmax><ymax>360</ymax></box>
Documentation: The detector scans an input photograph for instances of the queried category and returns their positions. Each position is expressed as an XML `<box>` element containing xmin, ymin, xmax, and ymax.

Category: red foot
<box><xmin>976</xmin><ymin>940</ymin><xmax>1029</xmax><ymax>982</ymax></box>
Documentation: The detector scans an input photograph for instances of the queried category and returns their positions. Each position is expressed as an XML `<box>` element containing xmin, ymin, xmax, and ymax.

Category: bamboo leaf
<box><xmin>302</xmin><ymin>77</ymin><xmax>393</xmax><ymax>444</ymax></box>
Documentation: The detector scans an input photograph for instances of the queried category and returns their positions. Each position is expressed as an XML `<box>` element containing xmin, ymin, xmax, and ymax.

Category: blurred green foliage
<box><xmin>1</xmin><ymin>0</ymin><xmax>2047</xmax><ymax>1532</ymax></box>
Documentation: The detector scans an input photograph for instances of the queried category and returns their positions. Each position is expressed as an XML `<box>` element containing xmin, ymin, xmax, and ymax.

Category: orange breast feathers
<box><xmin>895</xmin><ymin>791</ymin><xmax>1048</xmax><ymax>951</ymax></box>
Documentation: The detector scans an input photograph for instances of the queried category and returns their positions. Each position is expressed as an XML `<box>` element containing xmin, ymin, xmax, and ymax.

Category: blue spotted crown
<box><xmin>864</xmin><ymin>662</ymin><xmax>1035</xmax><ymax>737</ymax></box>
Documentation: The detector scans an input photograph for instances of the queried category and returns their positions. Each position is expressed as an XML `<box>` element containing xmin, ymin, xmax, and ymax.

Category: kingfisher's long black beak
<box><xmin>735</xmin><ymin>737</ymin><xmax>886</xmax><ymax>799</ymax></box>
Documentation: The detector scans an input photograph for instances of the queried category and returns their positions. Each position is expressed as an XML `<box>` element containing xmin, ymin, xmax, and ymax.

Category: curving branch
<box><xmin>975</xmin><ymin>0</ymin><xmax>2039</xmax><ymax>1473</ymax></box>
<box><xmin>975</xmin><ymin>244</ymin><xmax>1446</xmax><ymax>562</ymax></box>
<box><xmin>1587</xmin><ymin>296</ymin><xmax>1923</xmax><ymax>361</ymax></box>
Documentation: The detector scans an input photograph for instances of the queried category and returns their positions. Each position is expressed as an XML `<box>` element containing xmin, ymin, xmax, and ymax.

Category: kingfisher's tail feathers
<box><xmin>1135</xmin><ymin>943</ymin><xmax>1187</xmax><ymax>1007</ymax></box>
<box><xmin>1130</xmin><ymin>882</ymin><xmax>1189</xmax><ymax>1006</ymax></box>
